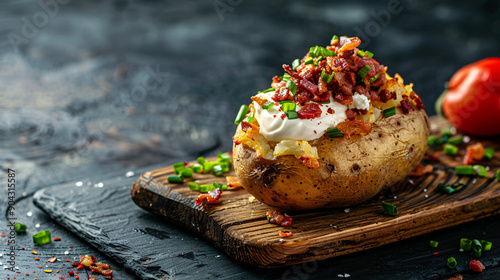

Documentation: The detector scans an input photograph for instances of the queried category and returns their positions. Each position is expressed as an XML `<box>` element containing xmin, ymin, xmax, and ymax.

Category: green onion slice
<box><xmin>286</xmin><ymin>80</ymin><xmax>297</xmax><ymax>95</ymax></box>
<box><xmin>382</xmin><ymin>201</ymin><xmax>398</xmax><ymax>216</ymax></box>
<box><xmin>304</xmin><ymin>57</ymin><xmax>313</xmax><ymax>65</ymax></box>
<box><xmin>321</xmin><ymin>48</ymin><xmax>336</xmax><ymax>57</ymax></box>
<box><xmin>190</xmin><ymin>163</ymin><xmax>202</xmax><ymax>173</ymax></box>
<box><xmin>483</xmin><ymin>148</ymin><xmax>495</xmax><ymax>161</ymax></box>
<box><xmin>203</xmin><ymin>161</ymin><xmax>217</xmax><ymax>173</ymax></box>
<box><xmin>368</xmin><ymin>73</ymin><xmax>379</xmax><ymax>83</ymax></box>
<box><xmin>357</xmin><ymin>65</ymin><xmax>371</xmax><ymax>79</ymax></box>
<box><xmin>181</xmin><ymin>169</ymin><xmax>193</xmax><ymax>178</ymax></box>
<box><xmin>15</xmin><ymin>223</ymin><xmax>27</xmax><ymax>233</ymax></box>
<box><xmin>472</xmin><ymin>165</ymin><xmax>487</xmax><ymax>177</ymax></box>
<box><xmin>365</xmin><ymin>51</ymin><xmax>374</xmax><ymax>58</ymax></box>
<box><xmin>497</xmin><ymin>170</ymin><xmax>500</xmax><ymax>182</ymax></box>
<box><xmin>481</xmin><ymin>240</ymin><xmax>492</xmax><ymax>251</ymax></box>
<box><xmin>429</xmin><ymin>240</ymin><xmax>439</xmax><ymax>248</ymax></box>
<box><xmin>285</xmin><ymin>111</ymin><xmax>298</xmax><ymax>119</ymax></box>
<box><xmin>321</xmin><ymin>69</ymin><xmax>335</xmax><ymax>83</ymax></box>
<box><xmin>197</xmin><ymin>157</ymin><xmax>206</xmax><ymax>165</ymax></box>
<box><xmin>428</xmin><ymin>136</ymin><xmax>437</xmax><ymax>147</ymax></box>
<box><xmin>234</xmin><ymin>104</ymin><xmax>249</xmax><ymax>125</ymax></box>
<box><xmin>247</xmin><ymin>112</ymin><xmax>255</xmax><ymax>124</ymax></box>
<box><xmin>199</xmin><ymin>184</ymin><xmax>211</xmax><ymax>192</ymax></box>
<box><xmin>167</xmin><ymin>175</ymin><xmax>184</xmax><ymax>184</ymax></box>
<box><xmin>314</xmin><ymin>56</ymin><xmax>324</xmax><ymax>66</ymax></box>
<box><xmin>460</xmin><ymin>238</ymin><xmax>472</xmax><ymax>251</ymax></box>
<box><xmin>213</xmin><ymin>165</ymin><xmax>223</xmax><ymax>176</ymax></box>
<box><xmin>173</xmin><ymin>162</ymin><xmax>186</xmax><ymax>174</ymax></box>
<box><xmin>217</xmin><ymin>153</ymin><xmax>232</xmax><ymax>162</ymax></box>
<box><xmin>326</xmin><ymin>127</ymin><xmax>343</xmax><ymax>138</ymax></box>
<box><xmin>281</xmin><ymin>73</ymin><xmax>291</xmax><ymax>81</ymax></box>
<box><xmin>447</xmin><ymin>136</ymin><xmax>463</xmax><ymax>146</ymax></box>
<box><xmin>292</xmin><ymin>59</ymin><xmax>301</xmax><ymax>70</ymax></box>
<box><xmin>447</xmin><ymin>257</ymin><xmax>457</xmax><ymax>269</ymax></box>
<box><xmin>455</xmin><ymin>165</ymin><xmax>474</xmax><ymax>176</ymax></box>
<box><xmin>258</xmin><ymin>88</ymin><xmax>275</xmax><ymax>94</ymax></box>
<box><xmin>281</xmin><ymin>102</ymin><xmax>296</xmax><ymax>113</ymax></box>
<box><xmin>357</xmin><ymin>50</ymin><xmax>366</xmax><ymax>57</ymax></box>
<box><xmin>33</xmin><ymin>231</ymin><xmax>51</xmax><ymax>245</ymax></box>
<box><xmin>441</xmin><ymin>130</ymin><xmax>454</xmax><ymax>137</ymax></box>
<box><xmin>262</xmin><ymin>101</ymin><xmax>275</xmax><ymax>110</ymax></box>
<box><xmin>189</xmin><ymin>182</ymin><xmax>200</xmax><ymax>191</ymax></box>
<box><xmin>444</xmin><ymin>143</ymin><xmax>458</xmax><ymax>156</ymax></box>
<box><xmin>383</xmin><ymin>107</ymin><xmax>396</xmax><ymax>118</ymax></box>
<box><xmin>472</xmin><ymin>239</ymin><xmax>482</xmax><ymax>258</ymax></box>
<box><xmin>331</xmin><ymin>35</ymin><xmax>339</xmax><ymax>44</ymax></box>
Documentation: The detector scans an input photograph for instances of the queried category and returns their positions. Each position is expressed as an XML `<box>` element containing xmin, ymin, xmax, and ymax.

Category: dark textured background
<box><xmin>1</xmin><ymin>0</ymin><xmax>499</xmax><ymax>279</ymax></box>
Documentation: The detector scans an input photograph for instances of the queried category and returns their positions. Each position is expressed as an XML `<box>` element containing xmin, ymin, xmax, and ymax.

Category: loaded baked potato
<box><xmin>233</xmin><ymin>36</ymin><xmax>429</xmax><ymax>210</ymax></box>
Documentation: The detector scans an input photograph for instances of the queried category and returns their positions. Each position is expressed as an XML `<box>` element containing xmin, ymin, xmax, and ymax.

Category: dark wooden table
<box><xmin>1</xmin><ymin>0</ymin><xmax>499</xmax><ymax>279</ymax></box>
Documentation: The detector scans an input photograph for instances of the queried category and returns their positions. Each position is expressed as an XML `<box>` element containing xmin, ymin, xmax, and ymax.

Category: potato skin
<box><xmin>233</xmin><ymin>109</ymin><xmax>430</xmax><ymax>211</ymax></box>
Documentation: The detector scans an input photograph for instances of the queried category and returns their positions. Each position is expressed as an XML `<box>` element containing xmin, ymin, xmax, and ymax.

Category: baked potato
<box><xmin>232</xmin><ymin>36</ymin><xmax>429</xmax><ymax>211</ymax></box>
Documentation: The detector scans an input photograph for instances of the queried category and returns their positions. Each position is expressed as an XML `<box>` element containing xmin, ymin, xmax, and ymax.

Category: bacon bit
<box><xmin>31</xmin><ymin>250</ymin><xmax>38</xmax><ymax>255</ymax></box>
<box><xmin>299</xmin><ymin>78</ymin><xmax>318</xmax><ymax>94</ymax></box>
<box><xmin>464</xmin><ymin>143</ymin><xmax>485</xmax><ymax>165</ymax></box>
<box><xmin>294</xmin><ymin>90</ymin><xmax>311</xmax><ymax>105</ymax></box>
<box><xmin>280</xmin><ymin>114</ymin><xmax>286</xmax><ymax>120</ymax></box>
<box><xmin>345</xmin><ymin>109</ymin><xmax>356</xmax><ymax>121</ymax></box>
<box><xmin>272</xmin><ymin>87</ymin><xmax>290</xmax><ymax>102</ymax></box>
<box><xmin>271</xmin><ymin>75</ymin><xmax>281</xmax><ymax>88</ymax></box>
<box><xmin>71</xmin><ymin>262</ymin><xmax>79</xmax><ymax>267</ymax></box>
<box><xmin>68</xmin><ymin>271</ymin><xmax>74</xmax><ymax>276</ymax></box>
<box><xmin>297</xmin><ymin>103</ymin><xmax>322</xmax><ymax>119</ymax></box>
<box><xmin>334</xmin><ymin>93</ymin><xmax>353</xmax><ymax>106</ymax></box>
<box><xmin>48</xmin><ymin>256</ymin><xmax>57</xmax><ymax>263</ymax></box>
<box><xmin>337</xmin><ymin>37</ymin><xmax>361</xmax><ymax>52</ymax></box>
<box><xmin>226</xmin><ymin>176</ymin><xmax>243</xmax><ymax>189</ymax></box>
<box><xmin>432</xmin><ymin>252</ymin><xmax>439</xmax><ymax>255</ymax></box>
<box><xmin>90</xmin><ymin>263</ymin><xmax>113</xmax><ymax>277</ymax></box>
<box><xmin>410</xmin><ymin>164</ymin><xmax>434</xmax><ymax>176</ymax></box>
<box><xmin>327</xmin><ymin>56</ymin><xmax>349</xmax><ymax>72</ymax></box>
<box><xmin>79</xmin><ymin>255</ymin><xmax>93</xmax><ymax>267</ymax></box>
<box><xmin>75</xmin><ymin>276</ymin><xmax>80</xmax><ymax>279</ymax></box>
<box><xmin>400</xmin><ymin>95</ymin><xmax>414</xmax><ymax>114</ymax></box>
<box><xmin>0</xmin><ymin>233</ymin><xmax>5</xmax><ymax>237</ymax></box>
<box><xmin>448</xmin><ymin>275</ymin><xmax>463</xmax><ymax>280</ymax></box>
<box><xmin>34</xmin><ymin>258</ymin><xmax>40</xmax><ymax>261</ymax></box>
<box><xmin>327</xmin><ymin>108</ymin><xmax>335</xmax><ymax>114</ymax></box>
<box><xmin>251</xmin><ymin>96</ymin><xmax>268</xmax><ymax>106</ymax></box>
<box><xmin>53</xmin><ymin>237</ymin><xmax>61</xmax><ymax>241</ymax></box>
<box><xmin>469</xmin><ymin>260</ymin><xmax>485</xmax><ymax>272</ymax></box>
<box><xmin>279</xmin><ymin>231</ymin><xmax>293</xmax><ymax>238</ymax></box>
<box><xmin>414</xmin><ymin>96</ymin><xmax>425</xmax><ymax>109</ymax></box>
<box><xmin>299</xmin><ymin>156</ymin><xmax>320</xmax><ymax>168</ymax></box>
<box><xmin>195</xmin><ymin>188</ymin><xmax>222</xmax><ymax>206</ymax></box>
<box><xmin>266</xmin><ymin>210</ymin><xmax>293</xmax><ymax>227</ymax></box>
<box><xmin>334</xmin><ymin>72</ymin><xmax>355</xmax><ymax>95</ymax></box>
<box><xmin>337</xmin><ymin>120</ymin><xmax>373</xmax><ymax>139</ymax></box>
<box><xmin>379</xmin><ymin>89</ymin><xmax>397</xmax><ymax>103</ymax></box>
<box><xmin>56</xmin><ymin>270</ymin><xmax>59</xmax><ymax>273</ymax></box>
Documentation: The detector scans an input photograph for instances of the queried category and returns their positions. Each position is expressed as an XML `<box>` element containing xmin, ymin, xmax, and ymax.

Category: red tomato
<box><xmin>442</xmin><ymin>58</ymin><xmax>500</xmax><ymax>136</ymax></box>
<box><xmin>469</xmin><ymin>259</ymin><xmax>485</xmax><ymax>272</ymax></box>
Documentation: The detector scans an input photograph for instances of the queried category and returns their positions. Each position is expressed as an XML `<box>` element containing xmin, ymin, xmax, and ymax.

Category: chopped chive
<box><xmin>357</xmin><ymin>65</ymin><xmax>371</xmax><ymax>79</ymax></box>
<box><xmin>262</xmin><ymin>101</ymin><xmax>275</xmax><ymax>110</ymax></box>
<box><xmin>383</xmin><ymin>107</ymin><xmax>396</xmax><ymax>118</ymax></box>
<box><xmin>181</xmin><ymin>169</ymin><xmax>193</xmax><ymax>178</ymax></box>
<box><xmin>304</xmin><ymin>57</ymin><xmax>314</xmax><ymax>65</ymax></box>
<box><xmin>189</xmin><ymin>163</ymin><xmax>202</xmax><ymax>173</ymax></box>
<box><xmin>199</xmin><ymin>184</ymin><xmax>211</xmax><ymax>192</ymax></box>
<box><xmin>365</xmin><ymin>51</ymin><xmax>374</xmax><ymax>58</ymax></box>
<box><xmin>472</xmin><ymin>239</ymin><xmax>482</xmax><ymax>258</ymax></box>
<box><xmin>321</xmin><ymin>48</ymin><xmax>336</xmax><ymax>57</ymax></box>
<box><xmin>217</xmin><ymin>153</ymin><xmax>232</xmax><ymax>162</ymax></box>
<box><xmin>309</xmin><ymin>46</ymin><xmax>321</xmax><ymax>58</ymax></box>
<box><xmin>247</xmin><ymin>112</ymin><xmax>255</xmax><ymax>124</ymax></box>
<box><xmin>220</xmin><ymin>184</ymin><xmax>228</xmax><ymax>191</ymax></box>
<box><xmin>444</xmin><ymin>143</ymin><xmax>458</xmax><ymax>156</ymax></box>
<box><xmin>234</xmin><ymin>104</ymin><xmax>249</xmax><ymax>125</ymax></box>
<box><xmin>218</xmin><ymin>161</ymin><xmax>230</xmax><ymax>173</ymax></box>
<box><xmin>203</xmin><ymin>161</ymin><xmax>217</xmax><ymax>173</ymax></box>
<box><xmin>189</xmin><ymin>182</ymin><xmax>200</xmax><ymax>191</ymax></box>
<box><xmin>213</xmin><ymin>165</ymin><xmax>223</xmax><ymax>176</ymax></box>
<box><xmin>330</xmin><ymin>35</ymin><xmax>339</xmax><ymax>44</ymax></box>
<box><xmin>33</xmin><ymin>231</ymin><xmax>51</xmax><ymax>245</ymax></box>
<box><xmin>314</xmin><ymin>56</ymin><xmax>324</xmax><ymax>66</ymax></box>
<box><xmin>281</xmin><ymin>102</ymin><xmax>296</xmax><ymax>112</ymax></box>
<box><xmin>497</xmin><ymin>170</ymin><xmax>500</xmax><ymax>182</ymax></box>
<box><xmin>428</xmin><ymin>136</ymin><xmax>437</xmax><ymax>147</ymax></box>
<box><xmin>278</xmin><ymin>100</ymin><xmax>293</xmax><ymax>104</ymax></box>
<box><xmin>326</xmin><ymin>127</ymin><xmax>343</xmax><ymax>138</ymax></box>
<box><xmin>292</xmin><ymin>59</ymin><xmax>301</xmax><ymax>70</ymax></box>
<box><xmin>173</xmin><ymin>162</ymin><xmax>186</xmax><ymax>174</ymax></box>
<box><xmin>197</xmin><ymin>157</ymin><xmax>206</xmax><ymax>165</ymax></box>
<box><xmin>460</xmin><ymin>238</ymin><xmax>472</xmax><ymax>251</ymax></box>
<box><xmin>258</xmin><ymin>88</ymin><xmax>275</xmax><ymax>94</ymax></box>
<box><xmin>447</xmin><ymin>257</ymin><xmax>457</xmax><ymax>269</ymax></box>
<box><xmin>321</xmin><ymin>69</ymin><xmax>334</xmax><ymax>83</ymax></box>
<box><xmin>167</xmin><ymin>175</ymin><xmax>183</xmax><ymax>184</ymax></box>
<box><xmin>357</xmin><ymin>50</ymin><xmax>366</xmax><ymax>57</ymax></box>
<box><xmin>15</xmin><ymin>223</ymin><xmax>27</xmax><ymax>233</ymax></box>
<box><xmin>429</xmin><ymin>240</ymin><xmax>439</xmax><ymax>248</ymax></box>
<box><xmin>483</xmin><ymin>148</ymin><xmax>495</xmax><ymax>161</ymax></box>
<box><xmin>472</xmin><ymin>165</ymin><xmax>487</xmax><ymax>177</ymax></box>
<box><xmin>441</xmin><ymin>130</ymin><xmax>454</xmax><ymax>137</ymax></box>
<box><xmin>285</xmin><ymin>111</ymin><xmax>298</xmax><ymax>119</ymax></box>
<box><xmin>281</xmin><ymin>73</ymin><xmax>291</xmax><ymax>81</ymax></box>
<box><xmin>455</xmin><ymin>165</ymin><xmax>475</xmax><ymax>176</ymax></box>
<box><xmin>286</xmin><ymin>80</ymin><xmax>297</xmax><ymax>95</ymax></box>
<box><xmin>481</xmin><ymin>240</ymin><xmax>492</xmax><ymax>251</ymax></box>
<box><xmin>382</xmin><ymin>201</ymin><xmax>398</xmax><ymax>216</ymax></box>
<box><xmin>321</xmin><ymin>101</ymin><xmax>331</xmax><ymax>104</ymax></box>
<box><xmin>437</xmin><ymin>181</ymin><xmax>464</xmax><ymax>194</ymax></box>
<box><xmin>368</xmin><ymin>73</ymin><xmax>380</xmax><ymax>83</ymax></box>
<box><xmin>447</xmin><ymin>136</ymin><xmax>463</xmax><ymax>146</ymax></box>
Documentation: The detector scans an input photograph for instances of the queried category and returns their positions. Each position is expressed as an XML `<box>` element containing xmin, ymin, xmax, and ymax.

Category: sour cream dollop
<box><xmin>253</xmin><ymin>92</ymin><xmax>348</xmax><ymax>142</ymax></box>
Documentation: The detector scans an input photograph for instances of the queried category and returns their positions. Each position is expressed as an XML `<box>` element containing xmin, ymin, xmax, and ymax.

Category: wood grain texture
<box><xmin>131</xmin><ymin>117</ymin><xmax>500</xmax><ymax>268</ymax></box>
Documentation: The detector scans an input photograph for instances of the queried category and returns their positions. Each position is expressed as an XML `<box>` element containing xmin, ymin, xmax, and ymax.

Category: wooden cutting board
<box><xmin>131</xmin><ymin>117</ymin><xmax>500</xmax><ymax>268</ymax></box>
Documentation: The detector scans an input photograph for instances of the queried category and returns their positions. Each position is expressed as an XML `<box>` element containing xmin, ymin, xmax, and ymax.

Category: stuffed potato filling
<box><xmin>233</xmin><ymin>35</ymin><xmax>425</xmax><ymax>168</ymax></box>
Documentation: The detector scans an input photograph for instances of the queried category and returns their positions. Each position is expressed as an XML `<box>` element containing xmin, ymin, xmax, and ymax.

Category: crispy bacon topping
<box><xmin>272</xmin><ymin>87</ymin><xmax>290</xmax><ymax>102</ymax></box>
<box><xmin>299</xmin><ymin>78</ymin><xmax>318</xmax><ymax>94</ymax></box>
<box><xmin>410</xmin><ymin>164</ymin><xmax>434</xmax><ymax>176</ymax></box>
<box><xmin>379</xmin><ymin>89</ymin><xmax>397</xmax><ymax>103</ymax></box>
<box><xmin>345</xmin><ymin>109</ymin><xmax>356</xmax><ymax>121</ymax></box>
<box><xmin>266</xmin><ymin>210</ymin><xmax>293</xmax><ymax>227</ymax></box>
<box><xmin>297</xmin><ymin>103</ymin><xmax>322</xmax><ymax>119</ymax></box>
<box><xmin>195</xmin><ymin>188</ymin><xmax>222</xmax><ymax>206</ymax></box>
<box><xmin>337</xmin><ymin>120</ymin><xmax>373</xmax><ymax>138</ymax></box>
<box><xmin>337</xmin><ymin>37</ymin><xmax>361</xmax><ymax>52</ymax></box>
<box><xmin>400</xmin><ymin>95</ymin><xmax>414</xmax><ymax>114</ymax></box>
